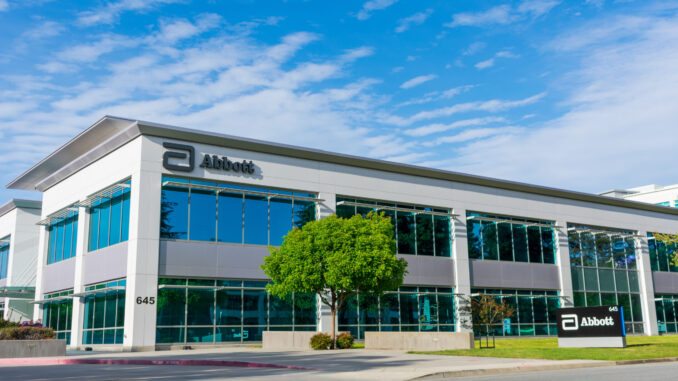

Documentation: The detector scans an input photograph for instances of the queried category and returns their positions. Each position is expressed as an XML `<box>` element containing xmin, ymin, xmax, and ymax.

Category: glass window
<box><xmin>216</xmin><ymin>289</ymin><xmax>242</xmax><ymax>325</ymax></box>
<box><xmin>269</xmin><ymin>294</ymin><xmax>293</xmax><ymax>326</ymax></box>
<box><xmin>481</xmin><ymin>221</ymin><xmax>498</xmax><ymax>260</ymax></box>
<box><xmin>512</xmin><ymin>225</ymin><xmax>528</xmax><ymax>262</ymax></box>
<box><xmin>47</xmin><ymin>212</ymin><xmax>79</xmax><ymax>265</ymax></box>
<box><xmin>217</xmin><ymin>192</ymin><xmax>243</xmax><ymax>243</ymax></box>
<box><xmin>467</xmin><ymin>219</ymin><xmax>482</xmax><ymax>259</ymax></box>
<box><xmin>187</xmin><ymin>289</ymin><xmax>215</xmax><ymax>325</ymax></box>
<box><xmin>416</xmin><ymin>214</ymin><xmax>434</xmax><ymax>256</ymax></box>
<box><xmin>97</xmin><ymin>199</ymin><xmax>110</xmax><ymax>249</ymax></box>
<box><xmin>294</xmin><ymin>200</ymin><xmax>316</xmax><ymax>229</ymax></box>
<box><xmin>270</xmin><ymin>198</ymin><xmax>293</xmax><ymax>246</ymax></box>
<box><xmin>541</xmin><ymin>228</ymin><xmax>555</xmax><ymax>264</ymax></box>
<box><xmin>189</xmin><ymin>185</ymin><xmax>217</xmax><ymax>242</ymax></box>
<box><xmin>434</xmin><ymin>215</ymin><xmax>451</xmax><ymax>257</ymax></box>
<box><xmin>568</xmin><ymin>232</ymin><xmax>581</xmax><ymax>266</ymax></box>
<box><xmin>109</xmin><ymin>190</ymin><xmax>123</xmax><ymax>246</ymax></box>
<box><xmin>595</xmin><ymin>234</ymin><xmax>613</xmax><ymax>268</ymax></box>
<box><xmin>244</xmin><ymin>194</ymin><xmax>268</xmax><ymax>245</ymax></box>
<box><xmin>498</xmin><ymin>222</ymin><xmax>513</xmax><ymax>261</ymax></box>
<box><xmin>160</xmin><ymin>183</ymin><xmax>189</xmax><ymax>239</ymax></box>
<box><xmin>396</xmin><ymin>210</ymin><xmax>415</xmax><ymax>254</ymax></box>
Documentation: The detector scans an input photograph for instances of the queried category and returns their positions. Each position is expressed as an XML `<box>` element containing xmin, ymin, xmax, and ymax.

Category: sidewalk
<box><xmin>0</xmin><ymin>347</ymin><xmax>614</xmax><ymax>380</ymax></box>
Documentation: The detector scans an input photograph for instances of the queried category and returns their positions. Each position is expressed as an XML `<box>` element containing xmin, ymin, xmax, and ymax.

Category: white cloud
<box><xmin>385</xmin><ymin>92</ymin><xmax>545</xmax><ymax>126</ymax></box>
<box><xmin>22</xmin><ymin>21</ymin><xmax>64</xmax><ymax>40</ymax></box>
<box><xmin>396</xmin><ymin>85</ymin><xmax>474</xmax><ymax>108</ymax></box>
<box><xmin>463</xmin><ymin>42</ymin><xmax>486</xmax><ymax>55</ymax></box>
<box><xmin>400</xmin><ymin>74</ymin><xmax>437</xmax><ymax>89</ymax></box>
<box><xmin>450</xmin><ymin>12</ymin><xmax>678</xmax><ymax>191</ymax></box>
<box><xmin>428</xmin><ymin>126</ymin><xmax>523</xmax><ymax>145</ymax></box>
<box><xmin>356</xmin><ymin>0</ymin><xmax>398</xmax><ymax>21</ymax></box>
<box><xmin>475</xmin><ymin>50</ymin><xmax>520</xmax><ymax>69</ymax></box>
<box><xmin>0</xmin><ymin>0</ymin><xmax>8</xmax><ymax>12</ymax></box>
<box><xmin>77</xmin><ymin>0</ymin><xmax>184</xmax><ymax>26</ymax></box>
<box><xmin>395</xmin><ymin>9</ymin><xmax>433</xmax><ymax>33</ymax></box>
<box><xmin>475</xmin><ymin>58</ymin><xmax>495</xmax><ymax>69</ymax></box>
<box><xmin>446</xmin><ymin>1</ymin><xmax>560</xmax><ymax>28</ymax></box>
<box><xmin>404</xmin><ymin>116</ymin><xmax>506</xmax><ymax>137</ymax></box>
<box><xmin>155</xmin><ymin>14</ymin><xmax>221</xmax><ymax>44</ymax></box>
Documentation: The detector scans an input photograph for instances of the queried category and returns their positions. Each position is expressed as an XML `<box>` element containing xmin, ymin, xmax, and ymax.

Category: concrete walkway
<box><xmin>0</xmin><ymin>347</ymin><xmax>612</xmax><ymax>380</ymax></box>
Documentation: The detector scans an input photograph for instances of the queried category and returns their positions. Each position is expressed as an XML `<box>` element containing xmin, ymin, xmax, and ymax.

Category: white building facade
<box><xmin>0</xmin><ymin>199</ymin><xmax>41</xmax><ymax>322</ymax></box>
<box><xmin>7</xmin><ymin>116</ymin><xmax>678</xmax><ymax>351</ymax></box>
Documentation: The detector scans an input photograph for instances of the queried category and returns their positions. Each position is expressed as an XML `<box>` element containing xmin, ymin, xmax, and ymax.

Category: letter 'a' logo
<box><xmin>163</xmin><ymin>142</ymin><xmax>195</xmax><ymax>172</ymax></box>
<box><xmin>561</xmin><ymin>314</ymin><xmax>579</xmax><ymax>331</ymax></box>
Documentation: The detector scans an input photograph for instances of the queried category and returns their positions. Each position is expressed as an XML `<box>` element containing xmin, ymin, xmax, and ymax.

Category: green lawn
<box><xmin>411</xmin><ymin>336</ymin><xmax>678</xmax><ymax>361</ymax></box>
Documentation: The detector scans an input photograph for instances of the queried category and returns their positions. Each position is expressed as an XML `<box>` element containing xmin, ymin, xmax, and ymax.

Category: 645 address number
<box><xmin>136</xmin><ymin>297</ymin><xmax>155</xmax><ymax>305</ymax></box>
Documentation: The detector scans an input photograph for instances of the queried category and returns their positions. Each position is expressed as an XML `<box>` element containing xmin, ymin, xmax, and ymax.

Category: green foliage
<box><xmin>0</xmin><ymin>327</ymin><xmax>55</xmax><ymax>341</ymax></box>
<box><xmin>335</xmin><ymin>332</ymin><xmax>354</xmax><ymax>349</ymax></box>
<box><xmin>310</xmin><ymin>333</ymin><xmax>333</xmax><ymax>350</ymax></box>
<box><xmin>652</xmin><ymin>232</ymin><xmax>678</xmax><ymax>267</ymax></box>
<box><xmin>262</xmin><ymin>212</ymin><xmax>407</xmax><ymax>348</ymax></box>
<box><xmin>412</xmin><ymin>336</ymin><xmax>678</xmax><ymax>361</ymax></box>
<box><xmin>0</xmin><ymin>319</ymin><xmax>20</xmax><ymax>329</ymax></box>
<box><xmin>262</xmin><ymin>212</ymin><xmax>407</xmax><ymax>298</ymax></box>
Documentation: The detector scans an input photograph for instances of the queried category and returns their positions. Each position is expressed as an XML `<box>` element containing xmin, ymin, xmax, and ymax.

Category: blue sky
<box><xmin>1</xmin><ymin>0</ymin><xmax>678</xmax><ymax>204</ymax></box>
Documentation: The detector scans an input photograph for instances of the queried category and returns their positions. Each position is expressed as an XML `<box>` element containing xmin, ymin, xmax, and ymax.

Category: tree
<box><xmin>261</xmin><ymin>212</ymin><xmax>408</xmax><ymax>347</ymax></box>
<box><xmin>458</xmin><ymin>294</ymin><xmax>515</xmax><ymax>348</ymax></box>
<box><xmin>651</xmin><ymin>232</ymin><xmax>678</xmax><ymax>267</ymax></box>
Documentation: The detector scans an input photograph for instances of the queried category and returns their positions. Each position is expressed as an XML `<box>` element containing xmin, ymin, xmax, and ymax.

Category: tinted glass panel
<box><xmin>161</xmin><ymin>186</ymin><xmax>189</xmax><ymax>239</ymax></box>
<box><xmin>244</xmin><ymin>195</ymin><xmax>268</xmax><ymax>245</ymax></box>
<box><xmin>270</xmin><ymin>198</ymin><xmax>293</xmax><ymax>246</ymax></box>
<box><xmin>217</xmin><ymin>192</ymin><xmax>242</xmax><ymax>243</ymax></box>
<box><xmin>189</xmin><ymin>187</ymin><xmax>217</xmax><ymax>241</ymax></box>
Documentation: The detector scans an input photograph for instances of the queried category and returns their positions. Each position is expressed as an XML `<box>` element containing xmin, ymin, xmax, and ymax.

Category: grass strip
<box><xmin>411</xmin><ymin>336</ymin><xmax>678</xmax><ymax>361</ymax></box>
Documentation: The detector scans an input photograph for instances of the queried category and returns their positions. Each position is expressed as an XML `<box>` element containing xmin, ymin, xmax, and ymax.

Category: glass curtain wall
<box><xmin>568</xmin><ymin>225</ymin><xmax>643</xmax><ymax>333</ymax></box>
<box><xmin>466</xmin><ymin>212</ymin><xmax>556</xmax><ymax>264</ymax></box>
<box><xmin>655</xmin><ymin>294</ymin><xmax>678</xmax><ymax>334</ymax></box>
<box><xmin>160</xmin><ymin>177</ymin><xmax>316</xmax><ymax>245</ymax></box>
<box><xmin>470</xmin><ymin>288</ymin><xmax>560</xmax><ymax>336</ymax></box>
<box><xmin>338</xmin><ymin>287</ymin><xmax>456</xmax><ymax>339</ymax></box>
<box><xmin>88</xmin><ymin>181</ymin><xmax>131</xmax><ymax>252</ymax></box>
<box><xmin>0</xmin><ymin>237</ymin><xmax>9</xmax><ymax>279</ymax></box>
<box><xmin>43</xmin><ymin>290</ymin><xmax>73</xmax><ymax>342</ymax></box>
<box><xmin>648</xmin><ymin>234</ymin><xmax>678</xmax><ymax>272</ymax></box>
<box><xmin>82</xmin><ymin>279</ymin><xmax>126</xmax><ymax>345</ymax></box>
<box><xmin>156</xmin><ymin>278</ymin><xmax>317</xmax><ymax>344</ymax></box>
<box><xmin>336</xmin><ymin>197</ymin><xmax>452</xmax><ymax>257</ymax></box>
<box><xmin>46</xmin><ymin>211</ymin><xmax>78</xmax><ymax>265</ymax></box>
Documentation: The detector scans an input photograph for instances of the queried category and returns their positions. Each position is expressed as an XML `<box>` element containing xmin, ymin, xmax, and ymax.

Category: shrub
<box><xmin>335</xmin><ymin>332</ymin><xmax>354</xmax><ymax>349</ymax></box>
<box><xmin>310</xmin><ymin>333</ymin><xmax>333</xmax><ymax>350</ymax></box>
<box><xmin>0</xmin><ymin>319</ymin><xmax>20</xmax><ymax>329</ymax></box>
<box><xmin>0</xmin><ymin>327</ymin><xmax>55</xmax><ymax>341</ymax></box>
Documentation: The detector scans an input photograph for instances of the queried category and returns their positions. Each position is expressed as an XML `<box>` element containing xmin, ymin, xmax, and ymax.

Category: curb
<box><xmin>0</xmin><ymin>357</ymin><xmax>315</xmax><ymax>370</ymax></box>
<box><xmin>408</xmin><ymin>361</ymin><xmax>616</xmax><ymax>380</ymax></box>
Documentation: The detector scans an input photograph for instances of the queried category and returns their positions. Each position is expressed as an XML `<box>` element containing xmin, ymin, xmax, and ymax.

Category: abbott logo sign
<box><xmin>556</xmin><ymin>305</ymin><xmax>625</xmax><ymax>338</ymax></box>
<box><xmin>162</xmin><ymin>142</ymin><xmax>195</xmax><ymax>172</ymax></box>
<box><xmin>561</xmin><ymin>314</ymin><xmax>578</xmax><ymax>331</ymax></box>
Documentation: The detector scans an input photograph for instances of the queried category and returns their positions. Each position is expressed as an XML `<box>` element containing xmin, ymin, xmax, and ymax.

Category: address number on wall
<box><xmin>136</xmin><ymin>297</ymin><xmax>155</xmax><ymax>305</ymax></box>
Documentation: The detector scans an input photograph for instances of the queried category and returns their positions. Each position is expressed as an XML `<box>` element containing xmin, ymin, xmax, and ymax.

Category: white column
<box><xmin>316</xmin><ymin>192</ymin><xmax>335</xmax><ymax>333</ymax></box>
<box><xmin>32</xmin><ymin>226</ymin><xmax>48</xmax><ymax>322</ymax></box>
<box><xmin>68</xmin><ymin>207</ymin><xmax>89</xmax><ymax>349</ymax></box>
<box><xmin>452</xmin><ymin>208</ymin><xmax>472</xmax><ymax>332</ymax></box>
<box><xmin>636</xmin><ymin>232</ymin><xmax>658</xmax><ymax>336</ymax></box>
<box><xmin>555</xmin><ymin>221</ymin><xmax>574</xmax><ymax>307</ymax></box>
<box><xmin>123</xmin><ymin>169</ymin><xmax>162</xmax><ymax>351</ymax></box>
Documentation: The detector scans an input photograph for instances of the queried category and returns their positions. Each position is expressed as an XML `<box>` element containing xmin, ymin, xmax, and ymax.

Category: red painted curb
<box><xmin>0</xmin><ymin>357</ymin><xmax>314</xmax><ymax>370</ymax></box>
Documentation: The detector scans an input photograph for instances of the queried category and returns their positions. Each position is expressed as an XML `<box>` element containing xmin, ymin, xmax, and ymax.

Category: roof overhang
<box><xmin>0</xmin><ymin>286</ymin><xmax>36</xmax><ymax>299</ymax></box>
<box><xmin>0</xmin><ymin>199</ymin><xmax>42</xmax><ymax>219</ymax></box>
<box><xmin>7</xmin><ymin>116</ymin><xmax>678</xmax><ymax>218</ymax></box>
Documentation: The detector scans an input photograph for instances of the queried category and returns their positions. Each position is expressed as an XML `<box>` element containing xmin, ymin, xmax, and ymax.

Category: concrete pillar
<box><xmin>452</xmin><ymin>208</ymin><xmax>472</xmax><ymax>332</ymax></box>
<box><xmin>555</xmin><ymin>221</ymin><xmax>574</xmax><ymax>307</ymax></box>
<box><xmin>32</xmin><ymin>226</ymin><xmax>48</xmax><ymax>322</ymax></box>
<box><xmin>636</xmin><ymin>232</ymin><xmax>658</xmax><ymax>336</ymax></box>
<box><xmin>316</xmin><ymin>192</ymin><xmax>335</xmax><ymax>333</ymax></box>
<box><xmin>68</xmin><ymin>207</ymin><xmax>89</xmax><ymax>349</ymax></box>
<box><xmin>123</xmin><ymin>168</ymin><xmax>162</xmax><ymax>351</ymax></box>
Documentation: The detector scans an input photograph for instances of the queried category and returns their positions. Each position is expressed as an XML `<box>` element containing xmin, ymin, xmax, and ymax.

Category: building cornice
<box><xmin>7</xmin><ymin>116</ymin><xmax>678</xmax><ymax>218</ymax></box>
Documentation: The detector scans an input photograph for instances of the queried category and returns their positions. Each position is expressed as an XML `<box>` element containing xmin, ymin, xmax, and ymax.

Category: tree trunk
<box><xmin>331</xmin><ymin>308</ymin><xmax>336</xmax><ymax>349</ymax></box>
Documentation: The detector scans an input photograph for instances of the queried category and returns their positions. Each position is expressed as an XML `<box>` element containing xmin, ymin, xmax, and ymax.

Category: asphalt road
<box><xmin>447</xmin><ymin>361</ymin><xmax>678</xmax><ymax>381</ymax></box>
